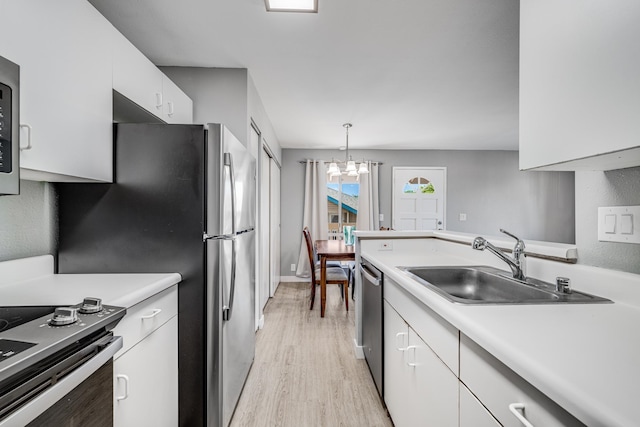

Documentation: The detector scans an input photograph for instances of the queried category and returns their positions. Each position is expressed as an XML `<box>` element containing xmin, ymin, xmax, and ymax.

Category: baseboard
<box><xmin>280</xmin><ymin>275</ymin><xmax>310</xmax><ymax>282</ymax></box>
<box><xmin>353</xmin><ymin>338</ymin><xmax>365</xmax><ymax>359</ymax></box>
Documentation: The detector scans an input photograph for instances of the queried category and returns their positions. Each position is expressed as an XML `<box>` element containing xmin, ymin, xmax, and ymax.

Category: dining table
<box><xmin>315</xmin><ymin>239</ymin><xmax>356</xmax><ymax>317</ymax></box>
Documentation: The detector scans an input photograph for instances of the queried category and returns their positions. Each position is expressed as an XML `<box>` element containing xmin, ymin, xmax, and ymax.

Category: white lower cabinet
<box><xmin>112</xmin><ymin>286</ymin><xmax>178</xmax><ymax>427</ymax></box>
<box><xmin>459</xmin><ymin>383</ymin><xmax>501</xmax><ymax>427</ymax></box>
<box><xmin>460</xmin><ymin>333</ymin><xmax>584</xmax><ymax>427</ymax></box>
<box><xmin>380</xmin><ymin>274</ymin><xmax>585</xmax><ymax>427</ymax></box>
<box><xmin>383</xmin><ymin>300</ymin><xmax>458</xmax><ymax>427</ymax></box>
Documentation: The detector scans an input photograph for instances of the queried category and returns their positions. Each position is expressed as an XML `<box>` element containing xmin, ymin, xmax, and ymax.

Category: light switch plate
<box><xmin>598</xmin><ymin>206</ymin><xmax>640</xmax><ymax>244</ymax></box>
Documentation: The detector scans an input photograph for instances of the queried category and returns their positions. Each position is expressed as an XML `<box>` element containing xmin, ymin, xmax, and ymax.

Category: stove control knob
<box><xmin>79</xmin><ymin>297</ymin><xmax>103</xmax><ymax>314</ymax></box>
<box><xmin>49</xmin><ymin>307</ymin><xmax>79</xmax><ymax>326</ymax></box>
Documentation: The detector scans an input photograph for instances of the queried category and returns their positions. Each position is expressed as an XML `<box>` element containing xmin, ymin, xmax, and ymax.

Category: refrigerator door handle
<box><xmin>223</xmin><ymin>237</ymin><xmax>237</xmax><ymax>321</ymax></box>
<box><xmin>224</xmin><ymin>152</ymin><xmax>237</xmax><ymax>235</ymax></box>
<box><xmin>203</xmin><ymin>233</ymin><xmax>236</xmax><ymax>242</ymax></box>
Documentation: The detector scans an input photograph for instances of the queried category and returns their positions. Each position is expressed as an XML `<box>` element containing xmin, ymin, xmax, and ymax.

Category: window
<box><xmin>327</xmin><ymin>173</ymin><xmax>359</xmax><ymax>237</ymax></box>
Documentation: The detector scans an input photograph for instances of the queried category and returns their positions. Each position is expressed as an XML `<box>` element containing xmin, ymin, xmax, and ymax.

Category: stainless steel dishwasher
<box><xmin>360</xmin><ymin>257</ymin><xmax>383</xmax><ymax>397</ymax></box>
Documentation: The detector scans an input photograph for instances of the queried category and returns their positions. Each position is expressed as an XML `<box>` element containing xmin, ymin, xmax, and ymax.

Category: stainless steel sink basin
<box><xmin>399</xmin><ymin>266</ymin><xmax>611</xmax><ymax>304</ymax></box>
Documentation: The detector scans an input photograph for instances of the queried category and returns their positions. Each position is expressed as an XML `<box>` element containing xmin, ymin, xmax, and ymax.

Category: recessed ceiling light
<box><xmin>265</xmin><ymin>0</ymin><xmax>317</xmax><ymax>13</ymax></box>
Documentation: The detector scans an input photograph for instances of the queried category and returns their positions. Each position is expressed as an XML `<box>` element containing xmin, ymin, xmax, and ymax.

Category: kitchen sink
<box><xmin>399</xmin><ymin>266</ymin><xmax>611</xmax><ymax>304</ymax></box>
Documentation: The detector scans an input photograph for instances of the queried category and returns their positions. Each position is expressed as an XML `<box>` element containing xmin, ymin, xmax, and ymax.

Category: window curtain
<box><xmin>356</xmin><ymin>162</ymin><xmax>380</xmax><ymax>231</ymax></box>
<box><xmin>296</xmin><ymin>160</ymin><xmax>328</xmax><ymax>278</ymax></box>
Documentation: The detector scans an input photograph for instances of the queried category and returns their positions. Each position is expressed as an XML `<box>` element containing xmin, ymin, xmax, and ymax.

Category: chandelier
<box><xmin>327</xmin><ymin>123</ymin><xmax>369</xmax><ymax>180</ymax></box>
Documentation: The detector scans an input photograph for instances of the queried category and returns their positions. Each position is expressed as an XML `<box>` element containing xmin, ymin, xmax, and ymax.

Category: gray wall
<box><xmin>281</xmin><ymin>149</ymin><xmax>575</xmax><ymax>275</ymax></box>
<box><xmin>575</xmin><ymin>167</ymin><xmax>640</xmax><ymax>274</ymax></box>
<box><xmin>160</xmin><ymin>67</ymin><xmax>283</xmax><ymax>164</ymax></box>
<box><xmin>161</xmin><ymin>67</ymin><xmax>249</xmax><ymax>146</ymax></box>
<box><xmin>0</xmin><ymin>181</ymin><xmax>57</xmax><ymax>261</ymax></box>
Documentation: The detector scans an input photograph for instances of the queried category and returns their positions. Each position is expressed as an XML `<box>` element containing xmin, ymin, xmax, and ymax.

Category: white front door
<box><xmin>392</xmin><ymin>167</ymin><xmax>446</xmax><ymax>231</ymax></box>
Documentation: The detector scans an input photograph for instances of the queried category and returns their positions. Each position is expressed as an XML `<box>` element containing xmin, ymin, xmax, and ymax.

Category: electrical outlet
<box><xmin>379</xmin><ymin>241</ymin><xmax>393</xmax><ymax>251</ymax></box>
<box><xmin>290</xmin><ymin>263</ymin><xmax>296</xmax><ymax>272</ymax></box>
<box><xmin>379</xmin><ymin>213</ymin><xmax>384</xmax><ymax>222</ymax></box>
<box><xmin>459</xmin><ymin>213</ymin><xmax>467</xmax><ymax>221</ymax></box>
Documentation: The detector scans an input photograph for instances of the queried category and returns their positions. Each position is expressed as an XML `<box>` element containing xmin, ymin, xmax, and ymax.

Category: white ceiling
<box><xmin>89</xmin><ymin>0</ymin><xmax>520</xmax><ymax>151</ymax></box>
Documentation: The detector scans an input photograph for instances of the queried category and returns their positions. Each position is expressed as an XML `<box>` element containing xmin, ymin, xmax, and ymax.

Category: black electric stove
<box><xmin>0</xmin><ymin>298</ymin><xmax>126</xmax><ymax>420</ymax></box>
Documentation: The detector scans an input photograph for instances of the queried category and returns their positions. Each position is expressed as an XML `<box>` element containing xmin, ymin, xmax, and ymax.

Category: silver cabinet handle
<box><xmin>116</xmin><ymin>374</ymin><xmax>129</xmax><ymax>401</ymax></box>
<box><xmin>19</xmin><ymin>124</ymin><xmax>32</xmax><ymax>151</ymax></box>
<box><xmin>155</xmin><ymin>92</ymin><xmax>163</xmax><ymax>109</ymax></box>
<box><xmin>359</xmin><ymin>265</ymin><xmax>381</xmax><ymax>286</ymax></box>
<box><xmin>509</xmin><ymin>403</ymin><xmax>534</xmax><ymax>427</ymax></box>
<box><xmin>166</xmin><ymin>100</ymin><xmax>174</xmax><ymax>117</ymax></box>
<box><xmin>141</xmin><ymin>308</ymin><xmax>162</xmax><ymax>320</ymax></box>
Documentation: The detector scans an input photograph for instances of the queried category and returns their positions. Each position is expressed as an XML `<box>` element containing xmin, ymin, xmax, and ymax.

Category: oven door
<box><xmin>0</xmin><ymin>335</ymin><xmax>122</xmax><ymax>426</ymax></box>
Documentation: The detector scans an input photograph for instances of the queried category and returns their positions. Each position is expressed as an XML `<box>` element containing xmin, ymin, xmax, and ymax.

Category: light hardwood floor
<box><xmin>230</xmin><ymin>282</ymin><xmax>393</xmax><ymax>427</ymax></box>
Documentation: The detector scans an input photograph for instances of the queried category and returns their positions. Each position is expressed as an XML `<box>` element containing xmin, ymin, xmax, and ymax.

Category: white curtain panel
<box><xmin>296</xmin><ymin>160</ymin><xmax>328</xmax><ymax>278</ymax></box>
<box><xmin>356</xmin><ymin>162</ymin><xmax>380</xmax><ymax>231</ymax></box>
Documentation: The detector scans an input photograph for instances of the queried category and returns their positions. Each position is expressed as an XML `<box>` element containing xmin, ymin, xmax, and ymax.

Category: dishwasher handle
<box><xmin>360</xmin><ymin>264</ymin><xmax>381</xmax><ymax>286</ymax></box>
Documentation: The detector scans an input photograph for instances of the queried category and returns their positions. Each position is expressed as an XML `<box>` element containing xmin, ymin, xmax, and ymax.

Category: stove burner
<box><xmin>0</xmin><ymin>307</ymin><xmax>57</xmax><ymax>333</ymax></box>
<box><xmin>0</xmin><ymin>339</ymin><xmax>36</xmax><ymax>361</ymax></box>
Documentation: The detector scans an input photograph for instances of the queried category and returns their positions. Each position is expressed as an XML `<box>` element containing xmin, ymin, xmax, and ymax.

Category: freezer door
<box><xmin>206</xmin><ymin>124</ymin><xmax>256</xmax><ymax>237</ymax></box>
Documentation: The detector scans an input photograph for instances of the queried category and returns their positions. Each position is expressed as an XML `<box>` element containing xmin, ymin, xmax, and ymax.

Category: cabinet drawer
<box><xmin>384</xmin><ymin>278</ymin><xmax>459</xmax><ymax>374</ymax></box>
<box><xmin>460</xmin><ymin>334</ymin><xmax>584</xmax><ymax>427</ymax></box>
<box><xmin>113</xmin><ymin>285</ymin><xmax>178</xmax><ymax>359</ymax></box>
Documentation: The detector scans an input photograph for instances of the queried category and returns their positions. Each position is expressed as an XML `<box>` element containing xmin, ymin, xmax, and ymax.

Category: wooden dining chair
<box><xmin>303</xmin><ymin>227</ymin><xmax>349</xmax><ymax>311</ymax></box>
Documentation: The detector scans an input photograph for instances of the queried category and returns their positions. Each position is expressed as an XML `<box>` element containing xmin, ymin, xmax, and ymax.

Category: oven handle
<box><xmin>0</xmin><ymin>335</ymin><xmax>123</xmax><ymax>427</ymax></box>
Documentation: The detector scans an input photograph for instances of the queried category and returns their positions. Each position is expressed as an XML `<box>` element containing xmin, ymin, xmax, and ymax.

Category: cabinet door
<box><xmin>383</xmin><ymin>300</ymin><xmax>412</xmax><ymax>427</ymax></box>
<box><xmin>407</xmin><ymin>328</ymin><xmax>458</xmax><ymax>427</ymax></box>
<box><xmin>112</xmin><ymin>29</ymin><xmax>164</xmax><ymax>120</ymax></box>
<box><xmin>460</xmin><ymin>382</ymin><xmax>501</xmax><ymax>427</ymax></box>
<box><xmin>0</xmin><ymin>0</ymin><xmax>113</xmax><ymax>182</ymax></box>
<box><xmin>460</xmin><ymin>334</ymin><xmax>584</xmax><ymax>427</ymax></box>
<box><xmin>162</xmin><ymin>74</ymin><xmax>193</xmax><ymax>124</ymax></box>
<box><xmin>519</xmin><ymin>0</ymin><xmax>640</xmax><ymax>171</ymax></box>
<box><xmin>114</xmin><ymin>316</ymin><xmax>178</xmax><ymax>427</ymax></box>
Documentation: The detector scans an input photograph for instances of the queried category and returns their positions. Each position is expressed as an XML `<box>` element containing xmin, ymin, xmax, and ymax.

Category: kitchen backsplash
<box><xmin>0</xmin><ymin>180</ymin><xmax>57</xmax><ymax>261</ymax></box>
<box><xmin>575</xmin><ymin>167</ymin><xmax>640</xmax><ymax>275</ymax></box>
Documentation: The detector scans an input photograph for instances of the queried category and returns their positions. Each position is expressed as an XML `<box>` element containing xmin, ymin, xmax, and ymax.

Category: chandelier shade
<box><xmin>327</xmin><ymin>123</ymin><xmax>370</xmax><ymax>180</ymax></box>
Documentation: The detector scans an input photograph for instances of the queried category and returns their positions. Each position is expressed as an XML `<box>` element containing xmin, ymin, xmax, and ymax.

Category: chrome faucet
<box><xmin>472</xmin><ymin>229</ymin><xmax>526</xmax><ymax>280</ymax></box>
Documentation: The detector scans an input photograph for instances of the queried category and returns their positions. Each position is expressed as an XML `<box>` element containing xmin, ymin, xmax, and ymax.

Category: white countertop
<box><xmin>0</xmin><ymin>255</ymin><xmax>181</xmax><ymax>308</ymax></box>
<box><xmin>359</xmin><ymin>237</ymin><xmax>640</xmax><ymax>427</ymax></box>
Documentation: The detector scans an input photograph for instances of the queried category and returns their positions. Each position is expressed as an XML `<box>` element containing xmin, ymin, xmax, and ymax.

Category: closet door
<box><xmin>270</xmin><ymin>156</ymin><xmax>281</xmax><ymax>296</ymax></box>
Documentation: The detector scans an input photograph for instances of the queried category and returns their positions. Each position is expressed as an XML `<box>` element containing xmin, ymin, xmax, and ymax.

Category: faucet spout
<box><xmin>471</xmin><ymin>230</ymin><xmax>526</xmax><ymax>280</ymax></box>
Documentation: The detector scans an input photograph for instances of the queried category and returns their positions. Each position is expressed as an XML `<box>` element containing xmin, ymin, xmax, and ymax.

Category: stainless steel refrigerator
<box><xmin>57</xmin><ymin>123</ymin><xmax>256</xmax><ymax>427</ymax></box>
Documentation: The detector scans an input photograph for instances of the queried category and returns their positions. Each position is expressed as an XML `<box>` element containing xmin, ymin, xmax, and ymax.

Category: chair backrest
<box><xmin>302</xmin><ymin>227</ymin><xmax>317</xmax><ymax>284</ymax></box>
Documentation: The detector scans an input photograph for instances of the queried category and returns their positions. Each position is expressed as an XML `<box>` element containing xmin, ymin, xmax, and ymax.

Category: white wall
<box><xmin>575</xmin><ymin>167</ymin><xmax>640</xmax><ymax>274</ymax></box>
<box><xmin>281</xmin><ymin>149</ymin><xmax>575</xmax><ymax>276</ymax></box>
<box><xmin>0</xmin><ymin>181</ymin><xmax>57</xmax><ymax>261</ymax></box>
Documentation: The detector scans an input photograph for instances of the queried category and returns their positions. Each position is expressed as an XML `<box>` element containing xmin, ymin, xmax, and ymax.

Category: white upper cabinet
<box><xmin>162</xmin><ymin>74</ymin><xmax>193</xmax><ymax>124</ymax></box>
<box><xmin>112</xmin><ymin>30</ymin><xmax>164</xmax><ymax>120</ymax></box>
<box><xmin>519</xmin><ymin>0</ymin><xmax>640</xmax><ymax>171</ymax></box>
<box><xmin>0</xmin><ymin>0</ymin><xmax>113</xmax><ymax>182</ymax></box>
<box><xmin>112</xmin><ymin>30</ymin><xmax>192</xmax><ymax>124</ymax></box>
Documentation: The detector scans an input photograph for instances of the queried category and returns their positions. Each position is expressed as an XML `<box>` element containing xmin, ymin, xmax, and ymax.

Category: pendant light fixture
<box><xmin>327</xmin><ymin>123</ymin><xmax>369</xmax><ymax>180</ymax></box>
